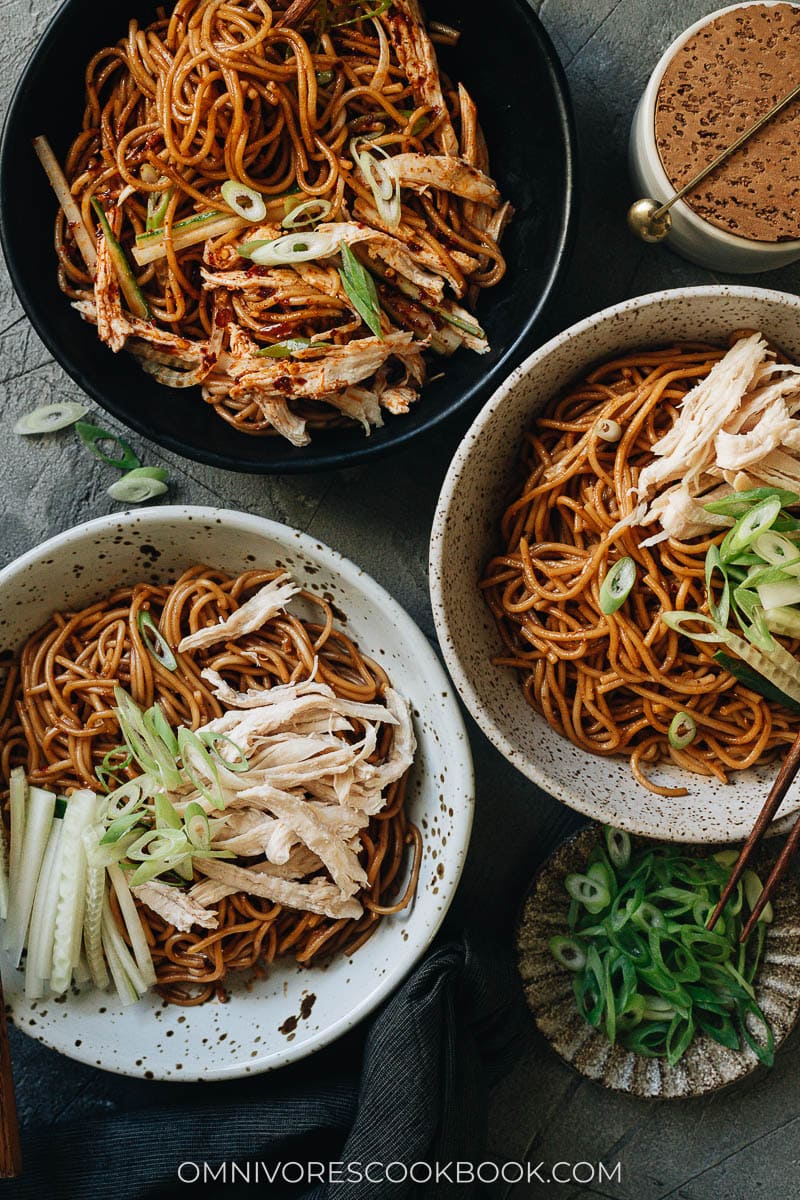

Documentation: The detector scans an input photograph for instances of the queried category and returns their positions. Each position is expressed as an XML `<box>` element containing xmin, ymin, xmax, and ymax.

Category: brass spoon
<box><xmin>628</xmin><ymin>79</ymin><xmax>800</xmax><ymax>243</ymax></box>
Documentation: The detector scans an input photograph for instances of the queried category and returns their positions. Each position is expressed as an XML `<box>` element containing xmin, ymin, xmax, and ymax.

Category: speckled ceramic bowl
<box><xmin>430</xmin><ymin>285</ymin><xmax>800</xmax><ymax>842</ymax></box>
<box><xmin>516</xmin><ymin>825</ymin><xmax>800</xmax><ymax>1097</ymax></box>
<box><xmin>0</xmin><ymin>507</ymin><xmax>474</xmax><ymax>1080</ymax></box>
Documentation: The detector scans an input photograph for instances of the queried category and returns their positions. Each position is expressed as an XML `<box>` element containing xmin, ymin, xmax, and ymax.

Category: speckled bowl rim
<box><xmin>429</xmin><ymin>284</ymin><xmax>800</xmax><ymax>838</ymax></box>
<box><xmin>0</xmin><ymin>505</ymin><xmax>475</xmax><ymax>1080</ymax></box>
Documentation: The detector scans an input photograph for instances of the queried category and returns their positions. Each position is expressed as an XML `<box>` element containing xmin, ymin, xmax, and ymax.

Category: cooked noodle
<box><xmin>53</xmin><ymin>0</ymin><xmax>510</xmax><ymax>443</ymax></box>
<box><xmin>481</xmin><ymin>342</ymin><xmax>800</xmax><ymax>796</ymax></box>
<box><xmin>0</xmin><ymin>567</ymin><xmax>420</xmax><ymax>1003</ymax></box>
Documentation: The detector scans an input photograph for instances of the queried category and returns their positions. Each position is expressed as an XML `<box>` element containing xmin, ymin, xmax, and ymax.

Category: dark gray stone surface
<box><xmin>1</xmin><ymin>2</ymin><xmax>799</xmax><ymax>1197</ymax></box>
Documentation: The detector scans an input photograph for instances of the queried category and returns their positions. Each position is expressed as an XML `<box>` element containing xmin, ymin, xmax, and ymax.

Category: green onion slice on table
<box><xmin>14</xmin><ymin>402</ymin><xmax>88</xmax><ymax>435</ymax></box>
<box><xmin>108</xmin><ymin>467</ymin><xmax>169</xmax><ymax>503</ymax></box>
<box><xmin>75</xmin><ymin>422</ymin><xmax>141</xmax><ymax>471</ymax></box>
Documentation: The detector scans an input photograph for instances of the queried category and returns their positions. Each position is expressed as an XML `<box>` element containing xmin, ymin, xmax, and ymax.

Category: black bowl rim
<box><xmin>0</xmin><ymin>0</ymin><xmax>577</xmax><ymax>475</ymax></box>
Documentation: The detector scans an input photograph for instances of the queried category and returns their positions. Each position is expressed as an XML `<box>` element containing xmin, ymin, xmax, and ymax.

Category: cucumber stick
<box><xmin>50</xmin><ymin>790</ymin><xmax>98</xmax><ymax>994</ymax></box>
<box><xmin>90</xmin><ymin>198</ymin><xmax>150</xmax><ymax>320</ymax></box>
<box><xmin>7</xmin><ymin>767</ymin><xmax>27</xmax><ymax>918</ymax></box>
<box><xmin>24</xmin><ymin>820</ymin><xmax>64</xmax><ymax>999</ymax></box>
<box><xmin>82</xmin><ymin>825</ymin><xmax>109</xmax><ymax>990</ymax></box>
<box><xmin>7</xmin><ymin>786</ymin><xmax>56</xmax><ymax>966</ymax></box>
<box><xmin>107</xmin><ymin>864</ymin><xmax>156</xmax><ymax>987</ymax></box>
<box><xmin>101</xmin><ymin>902</ymin><xmax>147</xmax><ymax>1004</ymax></box>
<box><xmin>0</xmin><ymin>807</ymin><xmax>8</xmax><ymax>921</ymax></box>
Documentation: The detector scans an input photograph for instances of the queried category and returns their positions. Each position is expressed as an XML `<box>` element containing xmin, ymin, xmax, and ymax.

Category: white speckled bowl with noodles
<box><xmin>0</xmin><ymin>507</ymin><xmax>474</xmax><ymax>1080</ymax></box>
<box><xmin>430</xmin><ymin>285</ymin><xmax>800</xmax><ymax>843</ymax></box>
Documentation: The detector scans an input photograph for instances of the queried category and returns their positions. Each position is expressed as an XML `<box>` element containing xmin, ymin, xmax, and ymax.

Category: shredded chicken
<box><xmin>638</xmin><ymin>334</ymin><xmax>800</xmax><ymax>540</ymax></box>
<box><xmin>127</xmin><ymin>579</ymin><xmax>416</xmax><ymax>930</ymax></box>
<box><xmin>390</xmin><ymin>154</ymin><xmax>501</xmax><ymax>206</ymax></box>
<box><xmin>177</xmin><ymin>573</ymin><xmax>300</xmax><ymax>653</ymax></box>
<box><xmin>132</xmin><ymin>881</ymin><xmax>219</xmax><ymax>932</ymax></box>
<box><xmin>385</xmin><ymin>0</ymin><xmax>459</xmax><ymax>155</ymax></box>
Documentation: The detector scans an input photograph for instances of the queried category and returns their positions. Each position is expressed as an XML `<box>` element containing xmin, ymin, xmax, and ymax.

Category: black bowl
<box><xmin>0</xmin><ymin>0</ymin><xmax>576</xmax><ymax>474</ymax></box>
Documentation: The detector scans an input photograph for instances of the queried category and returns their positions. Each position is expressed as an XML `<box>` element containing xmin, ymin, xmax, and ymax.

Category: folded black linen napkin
<box><xmin>5</xmin><ymin>933</ymin><xmax>527</xmax><ymax>1199</ymax></box>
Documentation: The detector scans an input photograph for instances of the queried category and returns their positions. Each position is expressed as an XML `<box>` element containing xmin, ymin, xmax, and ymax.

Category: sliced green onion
<box><xmin>757</xmin><ymin>578</ymin><xmax>800</xmax><ymax>611</ymax></box>
<box><xmin>108</xmin><ymin>467</ymin><xmax>169</xmax><ymax>504</ymax></box>
<box><xmin>338</xmin><ymin>242</ymin><xmax>383</xmax><ymax>338</ymax></box>
<box><xmin>604</xmin><ymin>826</ymin><xmax>631</xmax><ymax>869</ymax></box>
<box><xmin>146</xmin><ymin>704</ymin><xmax>179</xmax><ymax>758</ymax></box>
<box><xmin>752</xmin><ymin>531</ymin><xmax>800</xmax><ymax>570</ymax></box>
<box><xmin>551</xmin><ymin>827</ymin><xmax>775</xmax><ymax>1069</ymax></box>
<box><xmin>281</xmin><ymin>198</ymin><xmax>332</xmax><ymax>229</ymax></box>
<box><xmin>197</xmin><ymin>730</ymin><xmax>250</xmax><ymax>773</ymax></box>
<box><xmin>137</xmin><ymin>610</ymin><xmax>178</xmax><ymax>671</ymax></box>
<box><xmin>668</xmin><ymin>710</ymin><xmax>697</xmax><ymax>749</ymax></box>
<box><xmin>184</xmin><ymin>801</ymin><xmax>211</xmax><ymax>850</ymax></box>
<box><xmin>221</xmin><ymin>179</ymin><xmax>267</xmax><ymax>223</ymax></box>
<box><xmin>661</xmin><ymin>611</ymin><xmax>727</xmax><ymax>643</ymax></box>
<box><xmin>95</xmin><ymin>746</ymin><xmax>132</xmax><ymax>793</ymax></box>
<box><xmin>103</xmin><ymin>779</ymin><xmax>147</xmax><ymax>821</ymax></box>
<box><xmin>99</xmin><ymin>811</ymin><xmax>143</xmax><ymax>845</ymax></box>
<box><xmin>154</xmin><ymin>793</ymin><xmax>182</xmax><ymax>831</ymax></box>
<box><xmin>350</xmin><ymin>136</ymin><xmax>400</xmax><ymax>230</ymax></box>
<box><xmin>565</xmin><ymin>873</ymin><xmax>610</xmax><ymax>914</ymax></box>
<box><xmin>332</xmin><ymin>0</ymin><xmax>391</xmax><ymax>26</ymax></box>
<box><xmin>742</xmin><ymin>869</ymin><xmax>774</xmax><ymax>924</ymax></box>
<box><xmin>316</xmin><ymin>69</ymin><xmax>334</xmax><ymax>85</ymax></box>
<box><xmin>14</xmin><ymin>402</ymin><xmax>89</xmax><ymax>436</ymax></box>
<box><xmin>75</xmin><ymin>421</ymin><xmax>141</xmax><ymax>471</ymax></box>
<box><xmin>146</xmin><ymin>187</ymin><xmax>173</xmax><ymax>231</ymax></box>
<box><xmin>549</xmin><ymin>935</ymin><xmax>586</xmax><ymax>971</ymax></box>
<box><xmin>242</xmin><ymin>229</ymin><xmax>340</xmax><ymax>266</ymax></box>
<box><xmin>704</xmin><ymin>487</ymin><xmax>799</xmax><ymax>517</ymax></box>
<box><xmin>720</xmin><ymin>496</ymin><xmax>783</xmax><ymax>562</ymax></box>
<box><xmin>599</xmin><ymin>557</ymin><xmax>636</xmax><ymax>614</ymax></box>
<box><xmin>705</xmin><ymin>544</ymin><xmax>730</xmax><ymax>628</ymax></box>
<box><xmin>177</xmin><ymin>727</ymin><xmax>226</xmax><ymax>809</ymax></box>
<box><xmin>255</xmin><ymin>337</ymin><xmax>321</xmax><ymax>358</ymax></box>
<box><xmin>595</xmin><ymin>418</ymin><xmax>621</xmax><ymax>443</ymax></box>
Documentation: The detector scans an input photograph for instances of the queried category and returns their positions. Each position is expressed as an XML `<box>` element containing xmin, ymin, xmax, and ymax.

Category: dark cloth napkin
<box><xmin>6</xmin><ymin>934</ymin><xmax>527</xmax><ymax>1199</ymax></box>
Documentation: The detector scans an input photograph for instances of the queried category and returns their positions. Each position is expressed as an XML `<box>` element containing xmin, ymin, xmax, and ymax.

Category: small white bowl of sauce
<box><xmin>629</xmin><ymin>2</ymin><xmax>800</xmax><ymax>273</ymax></box>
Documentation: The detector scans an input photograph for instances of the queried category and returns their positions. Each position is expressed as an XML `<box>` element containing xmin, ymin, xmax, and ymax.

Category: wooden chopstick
<box><xmin>708</xmin><ymin>726</ymin><xmax>800</xmax><ymax>942</ymax></box>
<box><xmin>0</xmin><ymin>973</ymin><xmax>22</xmax><ymax>1178</ymax></box>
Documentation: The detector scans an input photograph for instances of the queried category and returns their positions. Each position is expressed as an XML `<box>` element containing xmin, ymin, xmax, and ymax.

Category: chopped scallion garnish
<box><xmin>599</xmin><ymin>557</ymin><xmax>636</xmax><ymax>614</ymax></box>
<box><xmin>75</xmin><ymin>421</ymin><xmax>141</xmax><ymax>471</ymax></box>
<box><xmin>137</xmin><ymin>610</ymin><xmax>178</xmax><ymax>672</ymax></box>
<box><xmin>14</xmin><ymin>402</ymin><xmax>89</xmax><ymax>436</ymax></box>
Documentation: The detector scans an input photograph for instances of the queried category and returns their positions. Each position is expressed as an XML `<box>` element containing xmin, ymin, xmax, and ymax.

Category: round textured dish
<box><xmin>0</xmin><ymin>0</ymin><xmax>575</xmax><ymax>475</ymax></box>
<box><xmin>628</xmin><ymin>2</ymin><xmax>800</xmax><ymax>273</ymax></box>
<box><xmin>516</xmin><ymin>826</ymin><xmax>800</xmax><ymax>1098</ymax></box>
<box><xmin>430</xmin><ymin>285</ymin><xmax>800</xmax><ymax>842</ymax></box>
<box><xmin>0</xmin><ymin>507</ymin><xmax>474</xmax><ymax>1080</ymax></box>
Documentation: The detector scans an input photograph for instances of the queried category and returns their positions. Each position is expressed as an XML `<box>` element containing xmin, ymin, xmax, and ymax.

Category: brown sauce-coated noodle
<box><xmin>0</xmin><ymin>567</ymin><xmax>420</xmax><ymax>1003</ymax></box>
<box><xmin>56</xmin><ymin>0</ymin><xmax>509</xmax><ymax>438</ymax></box>
<box><xmin>480</xmin><ymin>342</ymin><xmax>800</xmax><ymax>797</ymax></box>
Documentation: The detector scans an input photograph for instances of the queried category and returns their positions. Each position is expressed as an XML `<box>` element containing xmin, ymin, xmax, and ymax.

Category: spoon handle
<box><xmin>0</xmin><ymin>976</ymin><xmax>22</xmax><ymax>1178</ymax></box>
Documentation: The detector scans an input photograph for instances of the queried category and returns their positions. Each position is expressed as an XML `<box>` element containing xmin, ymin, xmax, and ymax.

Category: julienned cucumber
<box><xmin>7</xmin><ymin>785</ymin><xmax>56</xmax><ymax>966</ymax></box>
<box><xmin>0</xmin><ymin>810</ymin><xmax>8</xmax><ymax>921</ymax></box>
<box><xmin>90</xmin><ymin>198</ymin><xmax>151</xmax><ymax>321</ymax></box>
<box><xmin>107</xmin><ymin>864</ymin><xmax>156</xmax><ymax>987</ymax></box>
<box><xmin>50</xmin><ymin>790</ymin><xmax>98</xmax><ymax>994</ymax></box>
<box><xmin>25</xmin><ymin>821</ymin><xmax>64</xmax><ymax>999</ymax></box>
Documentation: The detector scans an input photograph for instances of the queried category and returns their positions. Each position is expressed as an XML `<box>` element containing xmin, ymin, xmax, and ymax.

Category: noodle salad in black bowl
<box><xmin>0</xmin><ymin>0</ymin><xmax>575</xmax><ymax>473</ymax></box>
